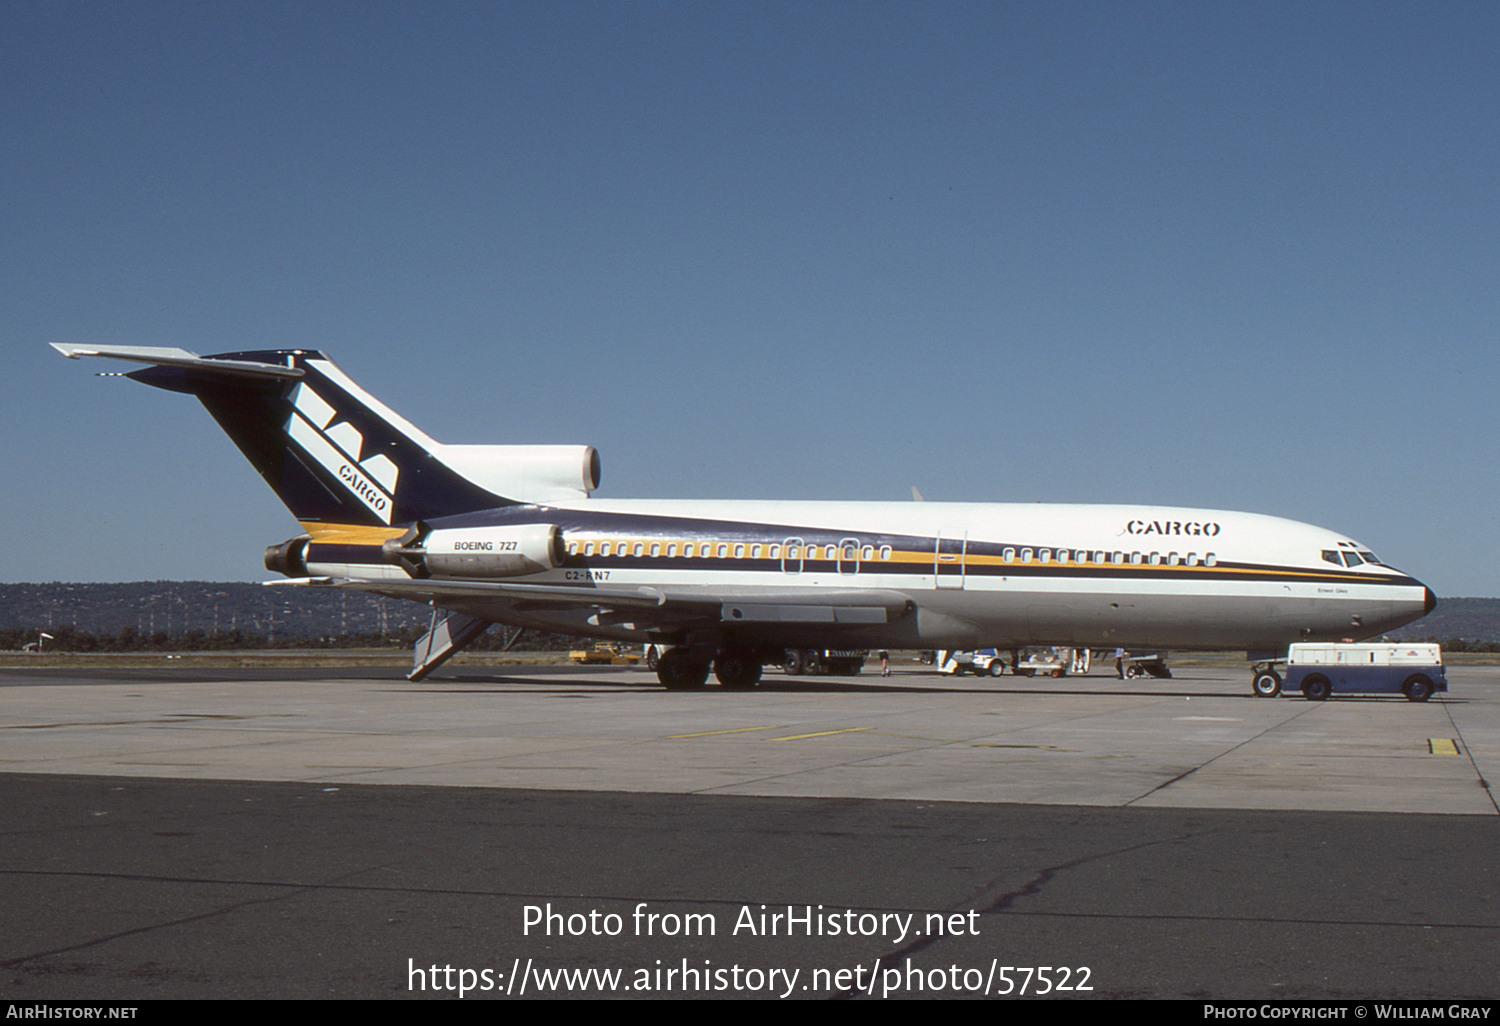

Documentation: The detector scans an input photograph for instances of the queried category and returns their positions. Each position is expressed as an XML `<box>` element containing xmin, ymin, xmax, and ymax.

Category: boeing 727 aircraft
<box><xmin>54</xmin><ymin>344</ymin><xmax>1435</xmax><ymax>690</ymax></box>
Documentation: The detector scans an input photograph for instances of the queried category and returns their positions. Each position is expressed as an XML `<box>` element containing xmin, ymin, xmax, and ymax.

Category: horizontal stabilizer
<box><xmin>51</xmin><ymin>343</ymin><xmax>304</xmax><ymax>380</ymax></box>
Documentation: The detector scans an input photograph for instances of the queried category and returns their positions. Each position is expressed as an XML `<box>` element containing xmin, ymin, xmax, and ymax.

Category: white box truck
<box><xmin>1279</xmin><ymin>643</ymin><xmax>1446</xmax><ymax>702</ymax></box>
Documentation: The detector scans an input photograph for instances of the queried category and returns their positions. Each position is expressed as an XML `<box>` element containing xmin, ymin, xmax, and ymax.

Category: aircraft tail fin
<box><xmin>52</xmin><ymin>344</ymin><xmax>599</xmax><ymax>529</ymax></box>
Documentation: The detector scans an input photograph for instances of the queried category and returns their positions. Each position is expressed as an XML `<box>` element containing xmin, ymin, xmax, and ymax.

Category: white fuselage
<box><xmin>310</xmin><ymin>499</ymin><xmax>1433</xmax><ymax>654</ymax></box>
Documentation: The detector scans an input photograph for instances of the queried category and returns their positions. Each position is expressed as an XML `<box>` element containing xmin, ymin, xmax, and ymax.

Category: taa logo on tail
<box><xmin>287</xmin><ymin>381</ymin><xmax>400</xmax><ymax>523</ymax></box>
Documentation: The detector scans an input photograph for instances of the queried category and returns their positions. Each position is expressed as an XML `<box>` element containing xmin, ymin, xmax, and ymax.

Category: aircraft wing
<box><xmin>270</xmin><ymin>576</ymin><xmax>914</xmax><ymax>627</ymax></box>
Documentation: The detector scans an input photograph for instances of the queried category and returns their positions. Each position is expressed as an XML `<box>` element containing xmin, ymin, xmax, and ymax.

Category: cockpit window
<box><xmin>1342</xmin><ymin>551</ymin><xmax>1364</xmax><ymax>567</ymax></box>
<box><xmin>1322</xmin><ymin>550</ymin><xmax>1341</xmax><ymax>566</ymax></box>
<box><xmin>1358</xmin><ymin>551</ymin><xmax>1382</xmax><ymax>565</ymax></box>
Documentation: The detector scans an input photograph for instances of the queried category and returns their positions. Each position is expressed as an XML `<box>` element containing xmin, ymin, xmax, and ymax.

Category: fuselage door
<box><xmin>934</xmin><ymin>531</ymin><xmax>967</xmax><ymax>589</ymax></box>
<box><xmin>837</xmin><ymin>537</ymin><xmax>861</xmax><ymax>576</ymax></box>
<box><xmin>782</xmin><ymin>537</ymin><xmax>804</xmax><ymax>575</ymax></box>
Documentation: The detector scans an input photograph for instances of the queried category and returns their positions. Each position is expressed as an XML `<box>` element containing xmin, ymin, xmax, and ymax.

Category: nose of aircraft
<box><xmin>1373</xmin><ymin>581</ymin><xmax>1437</xmax><ymax>637</ymax></box>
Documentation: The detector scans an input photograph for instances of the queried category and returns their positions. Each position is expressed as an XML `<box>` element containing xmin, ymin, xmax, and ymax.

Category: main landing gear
<box><xmin>655</xmin><ymin>645</ymin><xmax>766</xmax><ymax>691</ymax></box>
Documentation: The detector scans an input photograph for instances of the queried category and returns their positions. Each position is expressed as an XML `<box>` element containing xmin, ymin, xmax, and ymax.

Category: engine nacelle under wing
<box><xmin>387</xmin><ymin>523</ymin><xmax>566</xmax><ymax>579</ymax></box>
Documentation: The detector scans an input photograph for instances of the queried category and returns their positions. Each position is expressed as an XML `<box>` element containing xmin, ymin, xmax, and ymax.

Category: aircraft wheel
<box><xmin>1252</xmin><ymin>670</ymin><xmax>1282</xmax><ymax>698</ymax></box>
<box><xmin>657</xmin><ymin>651</ymin><xmax>709</xmax><ymax>690</ymax></box>
<box><xmin>1302</xmin><ymin>675</ymin><xmax>1331</xmax><ymax>701</ymax></box>
<box><xmin>1403</xmin><ymin>675</ymin><xmax>1434</xmax><ymax>702</ymax></box>
<box><xmin>715</xmin><ymin>652</ymin><xmax>762</xmax><ymax>690</ymax></box>
<box><xmin>783</xmin><ymin>650</ymin><xmax>804</xmax><ymax>675</ymax></box>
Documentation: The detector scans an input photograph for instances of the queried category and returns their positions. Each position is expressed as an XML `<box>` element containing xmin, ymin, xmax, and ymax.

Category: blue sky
<box><xmin>6</xmin><ymin>1</ymin><xmax>1497</xmax><ymax>597</ymax></box>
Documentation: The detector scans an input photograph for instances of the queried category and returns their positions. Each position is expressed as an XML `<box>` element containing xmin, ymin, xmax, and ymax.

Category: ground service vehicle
<box><xmin>1016</xmin><ymin>647</ymin><xmax>1093</xmax><ymax>677</ymax></box>
<box><xmin>782</xmin><ymin>649</ymin><xmax>867</xmax><ymax>675</ymax></box>
<box><xmin>1269</xmin><ymin>643</ymin><xmax>1446</xmax><ymax>701</ymax></box>
<box><xmin>570</xmin><ymin>642</ymin><xmax>640</xmax><ymax>665</ymax></box>
<box><xmin>937</xmin><ymin>649</ymin><xmax>1005</xmax><ymax>675</ymax></box>
<box><xmin>1119</xmin><ymin>653</ymin><xmax>1172</xmax><ymax>679</ymax></box>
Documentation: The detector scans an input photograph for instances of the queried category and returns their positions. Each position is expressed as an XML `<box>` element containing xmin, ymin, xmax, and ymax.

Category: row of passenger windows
<box><xmin>564</xmin><ymin>538</ymin><xmax>1218</xmax><ymax>568</ymax></box>
<box><xmin>567</xmin><ymin>540</ymin><xmax>896</xmax><ymax>561</ymax></box>
<box><xmin>1002</xmin><ymin>548</ymin><xmax>1218</xmax><ymax>567</ymax></box>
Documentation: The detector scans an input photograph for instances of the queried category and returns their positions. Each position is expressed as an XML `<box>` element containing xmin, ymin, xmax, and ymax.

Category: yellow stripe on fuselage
<box><xmin>298</xmin><ymin>522</ymin><xmax>410</xmax><ymax>544</ymax></box>
<box><xmin>563</xmin><ymin>533</ymin><xmax>1388</xmax><ymax>585</ymax></box>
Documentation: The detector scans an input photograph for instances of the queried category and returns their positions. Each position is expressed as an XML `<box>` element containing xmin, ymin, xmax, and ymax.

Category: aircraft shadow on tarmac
<box><xmin>3</xmin><ymin>665</ymin><xmax>1460</xmax><ymax>702</ymax></box>
<box><xmin>420</xmin><ymin>669</ymin><xmax>1453</xmax><ymax>701</ymax></box>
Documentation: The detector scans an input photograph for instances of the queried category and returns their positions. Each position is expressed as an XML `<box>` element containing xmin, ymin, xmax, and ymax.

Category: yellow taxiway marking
<box><xmin>772</xmin><ymin>727</ymin><xmax>872</xmax><ymax>741</ymax></box>
<box><xmin>863</xmin><ymin>731</ymin><xmax>1063</xmax><ymax>751</ymax></box>
<box><xmin>1428</xmin><ymin>738</ymin><xmax>1461</xmax><ymax>755</ymax></box>
<box><xmin>666</xmin><ymin>726</ymin><xmax>784</xmax><ymax>739</ymax></box>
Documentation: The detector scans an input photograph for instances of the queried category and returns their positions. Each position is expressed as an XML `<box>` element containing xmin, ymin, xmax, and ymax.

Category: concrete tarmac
<box><xmin>2</xmin><ymin>663</ymin><xmax>1497</xmax><ymax>999</ymax></box>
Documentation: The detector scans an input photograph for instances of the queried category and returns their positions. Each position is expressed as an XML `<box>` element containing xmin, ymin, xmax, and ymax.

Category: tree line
<box><xmin>4</xmin><ymin>624</ymin><xmax>578</xmax><ymax>653</ymax></box>
<box><xmin>1402</xmin><ymin>636</ymin><xmax>1500</xmax><ymax>653</ymax></box>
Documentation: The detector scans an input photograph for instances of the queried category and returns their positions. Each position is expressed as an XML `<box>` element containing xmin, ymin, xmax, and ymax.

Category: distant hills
<box><xmin>1386</xmin><ymin>596</ymin><xmax>1500</xmax><ymax>646</ymax></box>
<box><xmin>3</xmin><ymin>581</ymin><xmax>1495</xmax><ymax>649</ymax></box>
<box><xmin>0</xmin><ymin>581</ymin><xmax>428</xmax><ymax>643</ymax></box>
